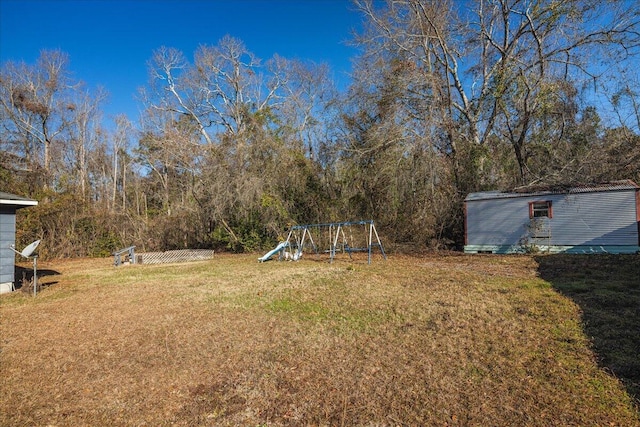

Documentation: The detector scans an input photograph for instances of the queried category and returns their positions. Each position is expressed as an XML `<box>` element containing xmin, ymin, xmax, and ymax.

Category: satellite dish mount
<box><xmin>10</xmin><ymin>240</ymin><xmax>41</xmax><ymax>296</ymax></box>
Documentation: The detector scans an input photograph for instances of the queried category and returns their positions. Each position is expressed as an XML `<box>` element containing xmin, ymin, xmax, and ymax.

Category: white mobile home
<box><xmin>464</xmin><ymin>180</ymin><xmax>640</xmax><ymax>254</ymax></box>
<box><xmin>1</xmin><ymin>192</ymin><xmax>38</xmax><ymax>293</ymax></box>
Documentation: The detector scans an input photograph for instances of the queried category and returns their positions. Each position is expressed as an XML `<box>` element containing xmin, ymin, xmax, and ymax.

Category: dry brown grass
<box><xmin>1</xmin><ymin>253</ymin><xmax>638</xmax><ymax>426</ymax></box>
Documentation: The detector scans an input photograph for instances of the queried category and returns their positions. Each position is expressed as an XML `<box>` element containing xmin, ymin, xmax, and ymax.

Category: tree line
<box><xmin>2</xmin><ymin>0</ymin><xmax>640</xmax><ymax>258</ymax></box>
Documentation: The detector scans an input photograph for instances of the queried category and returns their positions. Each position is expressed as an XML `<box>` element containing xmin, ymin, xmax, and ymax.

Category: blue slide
<box><xmin>258</xmin><ymin>241</ymin><xmax>288</xmax><ymax>262</ymax></box>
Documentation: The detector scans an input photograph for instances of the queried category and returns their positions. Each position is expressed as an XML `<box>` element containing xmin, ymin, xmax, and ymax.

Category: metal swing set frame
<box><xmin>283</xmin><ymin>220</ymin><xmax>386</xmax><ymax>264</ymax></box>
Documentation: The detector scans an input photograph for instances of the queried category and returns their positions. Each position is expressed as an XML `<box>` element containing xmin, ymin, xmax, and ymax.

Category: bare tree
<box><xmin>111</xmin><ymin>114</ymin><xmax>134</xmax><ymax>211</ymax></box>
<box><xmin>608</xmin><ymin>70</ymin><xmax>640</xmax><ymax>133</ymax></box>
<box><xmin>138</xmin><ymin>37</ymin><xmax>341</xmax><ymax>250</ymax></box>
<box><xmin>61</xmin><ymin>86</ymin><xmax>108</xmax><ymax>200</ymax></box>
<box><xmin>142</xmin><ymin>36</ymin><xmax>290</xmax><ymax>145</ymax></box>
<box><xmin>136</xmin><ymin>106</ymin><xmax>201</xmax><ymax>217</ymax></box>
<box><xmin>354</xmin><ymin>0</ymin><xmax>640</xmax><ymax>185</ymax></box>
<box><xmin>0</xmin><ymin>50</ymin><xmax>76</xmax><ymax>189</ymax></box>
<box><xmin>275</xmin><ymin>58</ymin><xmax>337</xmax><ymax>156</ymax></box>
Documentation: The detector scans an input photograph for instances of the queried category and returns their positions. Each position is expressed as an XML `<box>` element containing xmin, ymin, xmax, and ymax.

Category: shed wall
<box><xmin>465</xmin><ymin>190</ymin><xmax>639</xmax><ymax>249</ymax></box>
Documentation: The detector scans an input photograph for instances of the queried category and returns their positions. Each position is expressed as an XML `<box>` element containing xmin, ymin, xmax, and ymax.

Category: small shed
<box><xmin>464</xmin><ymin>180</ymin><xmax>640</xmax><ymax>254</ymax></box>
<box><xmin>1</xmin><ymin>192</ymin><xmax>38</xmax><ymax>293</ymax></box>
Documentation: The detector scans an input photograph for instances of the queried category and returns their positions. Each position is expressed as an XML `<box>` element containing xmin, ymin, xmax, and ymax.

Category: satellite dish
<box><xmin>20</xmin><ymin>240</ymin><xmax>40</xmax><ymax>258</ymax></box>
<box><xmin>8</xmin><ymin>240</ymin><xmax>41</xmax><ymax>296</ymax></box>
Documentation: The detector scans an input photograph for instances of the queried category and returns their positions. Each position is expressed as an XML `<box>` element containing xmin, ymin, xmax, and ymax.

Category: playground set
<box><xmin>258</xmin><ymin>220</ymin><xmax>386</xmax><ymax>264</ymax></box>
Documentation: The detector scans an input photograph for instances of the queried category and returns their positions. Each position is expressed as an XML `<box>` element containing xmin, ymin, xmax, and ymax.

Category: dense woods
<box><xmin>2</xmin><ymin>0</ymin><xmax>640</xmax><ymax>258</ymax></box>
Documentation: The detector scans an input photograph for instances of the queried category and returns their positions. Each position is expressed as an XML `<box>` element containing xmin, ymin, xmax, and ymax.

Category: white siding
<box><xmin>466</xmin><ymin>198</ymin><xmax>529</xmax><ymax>246</ymax></box>
<box><xmin>552</xmin><ymin>192</ymin><xmax>637</xmax><ymax>245</ymax></box>
<box><xmin>0</xmin><ymin>207</ymin><xmax>16</xmax><ymax>285</ymax></box>
<box><xmin>466</xmin><ymin>190</ymin><xmax>638</xmax><ymax>247</ymax></box>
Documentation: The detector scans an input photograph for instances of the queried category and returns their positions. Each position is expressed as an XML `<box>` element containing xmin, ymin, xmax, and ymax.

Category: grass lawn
<box><xmin>1</xmin><ymin>253</ymin><xmax>638</xmax><ymax>426</ymax></box>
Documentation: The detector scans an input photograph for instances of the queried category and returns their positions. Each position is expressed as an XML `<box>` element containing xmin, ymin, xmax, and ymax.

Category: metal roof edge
<box><xmin>0</xmin><ymin>198</ymin><xmax>39</xmax><ymax>206</ymax></box>
<box><xmin>465</xmin><ymin>180</ymin><xmax>639</xmax><ymax>202</ymax></box>
<box><xmin>0</xmin><ymin>192</ymin><xmax>39</xmax><ymax>207</ymax></box>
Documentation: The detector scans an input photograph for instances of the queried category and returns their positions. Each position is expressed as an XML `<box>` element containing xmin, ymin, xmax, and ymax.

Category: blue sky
<box><xmin>0</xmin><ymin>0</ymin><xmax>363</xmax><ymax>122</ymax></box>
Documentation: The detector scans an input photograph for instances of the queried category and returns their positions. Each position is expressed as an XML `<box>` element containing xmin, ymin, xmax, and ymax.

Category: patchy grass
<box><xmin>1</xmin><ymin>253</ymin><xmax>638</xmax><ymax>426</ymax></box>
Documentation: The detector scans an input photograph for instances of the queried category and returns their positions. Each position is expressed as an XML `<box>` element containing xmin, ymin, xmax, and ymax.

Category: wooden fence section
<box><xmin>137</xmin><ymin>249</ymin><xmax>215</xmax><ymax>265</ymax></box>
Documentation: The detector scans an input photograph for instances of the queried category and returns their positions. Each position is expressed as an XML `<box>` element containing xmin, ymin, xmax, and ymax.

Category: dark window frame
<box><xmin>529</xmin><ymin>200</ymin><xmax>552</xmax><ymax>218</ymax></box>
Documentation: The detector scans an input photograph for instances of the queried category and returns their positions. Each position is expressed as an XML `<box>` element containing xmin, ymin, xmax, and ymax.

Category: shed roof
<box><xmin>0</xmin><ymin>191</ymin><xmax>38</xmax><ymax>207</ymax></box>
<box><xmin>465</xmin><ymin>180</ymin><xmax>639</xmax><ymax>202</ymax></box>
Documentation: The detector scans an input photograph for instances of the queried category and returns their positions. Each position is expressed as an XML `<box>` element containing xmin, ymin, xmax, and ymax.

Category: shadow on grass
<box><xmin>535</xmin><ymin>254</ymin><xmax>640</xmax><ymax>404</ymax></box>
<box><xmin>14</xmin><ymin>265</ymin><xmax>61</xmax><ymax>291</ymax></box>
